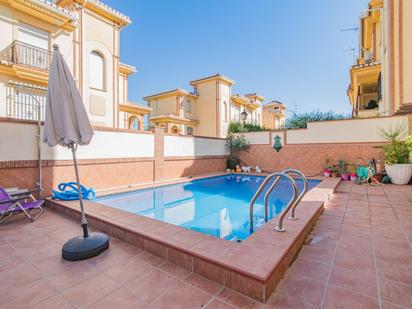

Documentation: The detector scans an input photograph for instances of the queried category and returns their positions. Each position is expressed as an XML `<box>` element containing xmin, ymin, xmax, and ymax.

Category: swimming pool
<box><xmin>98</xmin><ymin>174</ymin><xmax>320</xmax><ymax>241</ymax></box>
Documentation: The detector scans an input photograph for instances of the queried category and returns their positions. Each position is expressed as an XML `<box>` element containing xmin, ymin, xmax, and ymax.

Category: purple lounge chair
<box><xmin>0</xmin><ymin>187</ymin><xmax>44</xmax><ymax>224</ymax></box>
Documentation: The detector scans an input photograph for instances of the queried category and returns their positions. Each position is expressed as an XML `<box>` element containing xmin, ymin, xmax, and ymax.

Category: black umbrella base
<box><xmin>62</xmin><ymin>232</ymin><xmax>109</xmax><ymax>261</ymax></box>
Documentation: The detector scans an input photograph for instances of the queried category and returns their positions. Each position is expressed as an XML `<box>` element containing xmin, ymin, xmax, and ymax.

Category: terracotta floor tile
<box><xmin>205</xmin><ymin>298</ymin><xmax>236</xmax><ymax>309</ymax></box>
<box><xmin>0</xmin><ymin>262</ymin><xmax>42</xmax><ymax>294</ymax></box>
<box><xmin>62</xmin><ymin>273</ymin><xmax>121</xmax><ymax>307</ymax></box>
<box><xmin>276</xmin><ymin>275</ymin><xmax>326</xmax><ymax>306</ymax></box>
<box><xmin>158</xmin><ymin>261</ymin><xmax>192</xmax><ymax>280</ymax></box>
<box><xmin>150</xmin><ymin>281</ymin><xmax>212</xmax><ymax>309</ymax></box>
<box><xmin>88</xmin><ymin>286</ymin><xmax>146</xmax><ymax>309</ymax></box>
<box><xmin>287</xmin><ymin>257</ymin><xmax>330</xmax><ymax>282</ymax></box>
<box><xmin>134</xmin><ymin>250</ymin><xmax>165</xmax><ymax>267</ymax></box>
<box><xmin>377</xmin><ymin>260</ymin><xmax>412</xmax><ymax>286</ymax></box>
<box><xmin>184</xmin><ymin>273</ymin><xmax>223</xmax><ymax>296</ymax></box>
<box><xmin>379</xmin><ymin>279</ymin><xmax>412</xmax><ymax>308</ymax></box>
<box><xmin>216</xmin><ymin>288</ymin><xmax>261</xmax><ymax>309</ymax></box>
<box><xmin>104</xmin><ymin>255</ymin><xmax>154</xmax><ymax>285</ymax></box>
<box><xmin>125</xmin><ymin>269</ymin><xmax>180</xmax><ymax>306</ymax></box>
<box><xmin>333</xmin><ymin>248</ymin><xmax>376</xmax><ymax>275</ymax></box>
<box><xmin>0</xmin><ymin>279</ymin><xmax>57</xmax><ymax>309</ymax></box>
<box><xmin>45</xmin><ymin>259</ymin><xmax>100</xmax><ymax>292</ymax></box>
<box><xmin>29</xmin><ymin>294</ymin><xmax>73</xmax><ymax>309</ymax></box>
<box><xmin>329</xmin><ymin>265</ymin><xmax>378</xmax><ymax>298</ymax></box>
<box><xmin>298</xmin><ymin>243</ymin><xmax>335</xmax><ymax>264</ymax></box>
<box><xmin>86</xmin><ymin>241</ymin><xmax>140</xmax><ymax>270</ymax></box>
<box><xmin>381</xmin><ymin>301</ymin><xmax>409</xmax><ymax>309</ymax></box>
<box><xmin>265</xmin><ymin>293</ymin><xmax>316</xmax><ymax>309</ymax></box>
<box><xmin>323</xmin><ymin>285</ymin><xmax>379</xmax><ymax>309</ymax></box>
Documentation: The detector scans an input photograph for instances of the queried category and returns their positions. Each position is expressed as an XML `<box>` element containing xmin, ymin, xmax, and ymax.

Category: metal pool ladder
<box><xmin>249</xmin><ymin>169</ymin><xmax>308</xmax><ymax>233</ymax></box>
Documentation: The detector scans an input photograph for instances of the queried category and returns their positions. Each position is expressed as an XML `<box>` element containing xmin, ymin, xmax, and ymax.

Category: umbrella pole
<box><xmin>70</xmin><ymin>143</ymin><xmax>89</xmax><ymax>238</ymax></box>
<box><xmin>62</xmin><ymin>143</ymin><xmax>109</xmax><ymax>261</ymax></box>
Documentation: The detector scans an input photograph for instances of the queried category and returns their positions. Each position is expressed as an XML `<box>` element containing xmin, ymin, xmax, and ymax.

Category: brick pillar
<box><xmin>154</xmin><ymin>126</ymin><xmax>164</xmax><ymax>181</ymax></box>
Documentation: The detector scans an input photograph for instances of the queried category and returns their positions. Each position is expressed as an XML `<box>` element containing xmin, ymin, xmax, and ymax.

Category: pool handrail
<box><xmin>249</xmin><ymin>172</ymin><xmax>280</xmax><ymax>232</ymax></box>
<box><xmin>279</xmin><ymin>169</ymin><xmax>308</xmax><ymax>220</ymax></box>
<box><xmin>249</xmin><ymin>172</ymin><xmax>298</xmax><ymax>233</ymax></box>
<box><xmin>262</xmin><ymin>173</ymin><xmax>298</xmax><ymax>232</ymax></box>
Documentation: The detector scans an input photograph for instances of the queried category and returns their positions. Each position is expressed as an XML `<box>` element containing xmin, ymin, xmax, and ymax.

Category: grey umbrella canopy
<box><xmin>43</xmin><ymin>44</ymin><xmax>108</xmax><ymax>261</ymax></box>
<box><xmin>43</xmin><ymin>45</ymin><xmax>93</xmax><ymax>147</ymax></box>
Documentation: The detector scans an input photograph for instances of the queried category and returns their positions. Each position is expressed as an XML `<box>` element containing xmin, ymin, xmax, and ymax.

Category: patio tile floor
<box><xmin>0</xmin><ymin>181</ymin><xmax>411</xmax><ymax>308</ymax></box>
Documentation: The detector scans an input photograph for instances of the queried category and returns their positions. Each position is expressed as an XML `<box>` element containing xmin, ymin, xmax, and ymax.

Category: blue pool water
<box><xmin>97</xmin><ymin>175</ymin><xmax>320</xmax><ymax>241</ymax></box>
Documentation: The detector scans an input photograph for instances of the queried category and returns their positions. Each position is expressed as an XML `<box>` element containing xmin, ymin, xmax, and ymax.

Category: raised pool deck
<box><xmin>46</xmin><ymin>173</ymin><xmax>340</xmax><ymax>302</ymax></box>
<box><xmin>1</xmin><ymin>181</ymin><xmax>411</xmax><ymax>308</ymax></box>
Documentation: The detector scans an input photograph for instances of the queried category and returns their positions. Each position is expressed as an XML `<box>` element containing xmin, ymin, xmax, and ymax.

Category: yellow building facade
<box><xmin>145</xmin><ymin>74</ymin><xmax>275</xmax><ymax>138</ymax></box>
<box><xmin>347</xmin><ymin>0</ymin><xmax>412</xmax><ymax>117</ymax></box>
<box><xmin>0</xmin><ymin>0</ymin><xmax>150</xmax><ymax>130</ymax></box>
<box><xmin>262</xmin><ymin>101</ymin><xmax>286</xmax><ymax>130</ymax></box>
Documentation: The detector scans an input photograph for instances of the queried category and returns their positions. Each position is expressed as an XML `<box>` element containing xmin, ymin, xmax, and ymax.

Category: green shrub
<box><xmin>227</xmin><ymin>122</ymin><xmax>268</xmax><ymax>134</ymax></box>
<box><xmin>225</xmin><ymin>133</ymin><xmax>250</xmax><ymax>160</ymax></box>
<box><xmin>285</xmin><ymin>110</ymin><xmax>350</xmax><ymax>129</ymax></box>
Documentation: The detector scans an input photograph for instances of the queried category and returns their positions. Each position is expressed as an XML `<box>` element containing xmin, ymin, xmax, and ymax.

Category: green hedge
<box><xmin>227</xmin><ymin>122</ymin><xmax>269</xmax><ymax>134</ymax></box>
<box><xmin>285</xmin><ymin>110</ymin><xmax>350</xmax><ymax>129</ymax></box>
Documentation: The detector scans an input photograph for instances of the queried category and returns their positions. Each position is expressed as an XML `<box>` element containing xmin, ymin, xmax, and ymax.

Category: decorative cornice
<box><xmin>150</xmin><ymin>114</ymin><xmax>199</xmax><ymax>126</ymax></box>
<box><xmin>119</xmin><ymin>102</ymin><xmax>152</xmax><ymax>115</ymax></box>
<box><xmin>190</xmin><ymin>73</ymin><xmax>235</xmax><ymax>86</ymax></box>
<box><xmin>0</xmin><ymin>63</ymin><xmax>49</xmax><ymax>85</ymax></box>
<box><xmin>2</xmin><ymin>0</ymin><xmax>76</xmax><ymax>30</ymax></box>
<box><xmin>119</xmin><ymin>62</ymin><xmax>136</xmax><ymax>75</ymax></box>
<box><xmin>143</xmin><ymin>88</ymin><xmax>198</xmax><ymax>101</ymax></box>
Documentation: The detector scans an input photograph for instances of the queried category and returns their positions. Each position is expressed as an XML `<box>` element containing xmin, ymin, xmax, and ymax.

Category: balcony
<box><xmin>1</xmin><ymin>41</ymin><xmax>52</xmax><ymax>70</ymax></box>
<box><xmin>0</xmin><ymin>41</ymin><xmax>52</xmax><ymax>84</ymax></box>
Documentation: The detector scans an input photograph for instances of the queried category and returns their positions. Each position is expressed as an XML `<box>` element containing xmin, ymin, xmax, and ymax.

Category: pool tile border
<box><xmin>46</xmin><ymin>174</ymin><xmax>340</xmax><ymax>303</ymax></box>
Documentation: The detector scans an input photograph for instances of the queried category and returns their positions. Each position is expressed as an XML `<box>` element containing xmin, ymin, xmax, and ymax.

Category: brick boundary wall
<box><xmin>0</xmin><ymin>121</ymin><xmax>229</xmax><ymax>194</ymax></box>
<box><xmin>239</xmin><ymin>142</ymin><xmax>383</xmax><ymax>176</ymax></box>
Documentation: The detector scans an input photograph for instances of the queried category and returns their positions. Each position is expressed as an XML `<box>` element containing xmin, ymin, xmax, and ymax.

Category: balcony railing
<box><xmin>0</xmin><ymin>41</ymin><xmax>52</xmax><ymax>71</ymax></box>
<box><xmin>6</xmin><ymin>83</ymin><xmax>46</xmax><ymax>121</ymax></box>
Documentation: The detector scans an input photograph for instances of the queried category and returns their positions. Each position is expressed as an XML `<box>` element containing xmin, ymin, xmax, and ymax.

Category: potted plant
<box><xmin>338</xmin><ymin>159</ymin><xmax>350</xmax><ymax>180</ymax></box>
<box><xmin>225</xmin><ymin>133</ymin><xmax>250</xmax><ymax>170</ymax></box>
<box><xmin>378</xmin><ymin>125</ymin><xmax>412</xmax><ymax>185</ymax></box>
<box><xmin>330</xmin><ymin>166</ymin><xmax>338</xmax><ymax>178</ymax></box>
<box><xmin>350</xmin><ymin>166</ymin><xmax>358</xmax><ymax>181</ymax></box>
<box><xmin>323</xmin><ymin>158</ymin><xmax>332</xmax><ymax>177</ymax></box>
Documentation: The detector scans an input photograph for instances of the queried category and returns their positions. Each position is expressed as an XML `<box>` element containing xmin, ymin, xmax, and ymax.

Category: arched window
<box><xmin>171</xmin><ymin>125</ymin><xmax>179</xmax><ymax>134</ymax></box>
<box><xmin>129</xmin><ymin>116</ymin><xmax>139</xmax><ymax>130</ymax></box>
<box><xmin>223</xmin><ymin>101</ymin><xmax>228</xmax><ymax>122</ymax></box>
<box><xmin>89</xmin><ymin>51</ymin><xmax>105</xmax><ymax>90</ymax></box>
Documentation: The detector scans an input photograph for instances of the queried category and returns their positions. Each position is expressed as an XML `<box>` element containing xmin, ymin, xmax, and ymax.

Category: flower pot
<box><xmin>350</xmin><ymin>174</ymin><xmax>357</xmax><ymax>182</ymax></box>
<box><xmin>227</xmin><ymin>158</ymin><xmax>239</xmax><ymax>170</ymax></box>
<box><xmin>323</xmin><ymin>171</ymin><xmax>331</xmax><ymax>177</ymax></box>
<box><xmin>385</xmin><ymin>163</ymin><xmax>412</xmax><ymax>185</ymax></box>
<box><xmin>341</xmin><ymin>173</ymin><xmax>350</xmax><ymax>181</ymax></box>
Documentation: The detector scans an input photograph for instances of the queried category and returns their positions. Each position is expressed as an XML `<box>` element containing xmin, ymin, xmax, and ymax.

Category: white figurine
<box><xmin>241</xmin><ymin>166</ymin><xmax>252</xmax><ymax>173</ymax></box>
<box><xmin>255</xmin><ymin>166</ymin><xmax>262</xmax><ymax>173</ymax></box>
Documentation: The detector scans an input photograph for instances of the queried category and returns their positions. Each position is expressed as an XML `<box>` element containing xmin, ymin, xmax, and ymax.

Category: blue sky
<box><xmin>104</xmin><ymin>0</ymin><xmax>367</xmax><ymax>115</ymax></box>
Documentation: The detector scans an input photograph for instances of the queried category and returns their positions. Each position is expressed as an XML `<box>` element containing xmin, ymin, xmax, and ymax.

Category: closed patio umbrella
<box><xmin>43</xmin><ymin>44</ymin><xmax>109</xmax><ymax>261</ymax></box>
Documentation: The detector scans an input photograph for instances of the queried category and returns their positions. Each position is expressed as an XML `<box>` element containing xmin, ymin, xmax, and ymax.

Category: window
<box><xmin>232</xmin><ymin>105</ymin><xmax>240</xmax><ymax>121</ymax></box>
<box><xmin>18</xmin><ymin>22</ymin><xmax>49</xmax><ymax>50</ymax></box>
<box><xmin>185</xmin><ymin>100</ymin><xmax>192</xmax><ymax>113</ymax></box>
<box><xmin>171</xmin><ymin>125</ymin><xmax>179</xmax><ymax>134</ymax></box>
<box><xmin>89</xmin><ymin>51</ymin><xmax>105</xmax><ymax>90</ymax></box>
<box><xmin>223</xmin><ymin>101</ymin><xmax>228</xmax><ymax>122</ymax></box>
<box><xmin>187</xmin><ymin>127</ymin><xmax>193</xmax><ymax>136</ymax></box>
<box><xmin>129</xmin><ymin>116</ymin><xmax>139</xmax><ymax>130</ymax></box>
